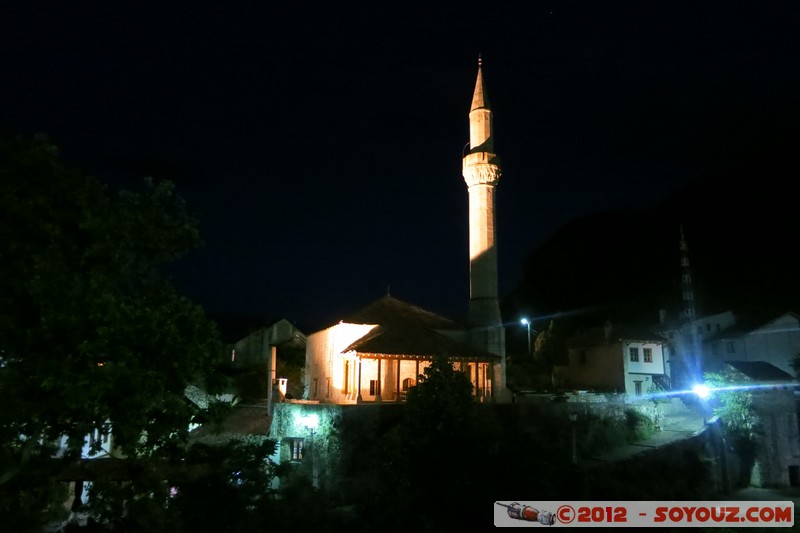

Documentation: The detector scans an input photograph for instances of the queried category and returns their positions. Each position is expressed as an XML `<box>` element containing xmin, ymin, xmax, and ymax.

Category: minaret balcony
<box><xmin>463</xmin><ymin>151</ymin><xmax>501</xmax><ymax>187</ymax></box>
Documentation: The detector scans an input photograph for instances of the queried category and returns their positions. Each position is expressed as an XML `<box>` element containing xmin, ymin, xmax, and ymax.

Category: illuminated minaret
<box><xmin>462</xmin><ymin>57</ymin><xmax>506</xmax><ymax>392</ymax></box>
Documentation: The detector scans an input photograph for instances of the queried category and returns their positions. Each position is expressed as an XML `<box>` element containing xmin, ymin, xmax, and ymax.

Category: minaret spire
<box><xmin>679</xmin><ymin>225</ymin><xmax>702</xmax><ymax>387</ymax></box>
<box><xmin>680</xmin><ymin>225</ymin><xmax>696</xmax><ymax>322</ymax></box>
<box><xmin>462</xmin><ymin>57</ymin><xmax>506</xmax><ymax>398</ymax></box>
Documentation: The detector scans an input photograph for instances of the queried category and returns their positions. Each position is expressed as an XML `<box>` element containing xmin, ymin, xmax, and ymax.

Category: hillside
<box><xmin>505</xmin><ymin>127</ymin><xmax>800</xmax><ymax>334</ymax></box>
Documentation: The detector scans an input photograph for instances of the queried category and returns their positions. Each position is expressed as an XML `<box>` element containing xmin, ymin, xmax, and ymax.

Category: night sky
<box><xmin>3</xmin><ymin>2</ymin><xmax>799</xmax><ymax>334</ymax></box>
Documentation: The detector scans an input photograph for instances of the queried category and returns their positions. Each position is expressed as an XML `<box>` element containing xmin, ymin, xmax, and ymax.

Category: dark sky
<box><xmin>3</xmin><ymin>1</ymin><xmax>799</xmax><ymax>333</ymax></box>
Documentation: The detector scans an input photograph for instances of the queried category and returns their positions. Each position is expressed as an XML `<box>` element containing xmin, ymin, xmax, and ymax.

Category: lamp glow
<box><xmin>294</xmin><ymin>413</ymin><xmax>319</xmax><ymax>430</ymax></box>
<box><xmin>521</xmin><ymin>318</ymin><xmax>532</xmax><ymax>355</ymax></box>
<box><xmin>692</xmin><ymin>384</ymin><xmax>710</xmax><ymax>399</ymax></box>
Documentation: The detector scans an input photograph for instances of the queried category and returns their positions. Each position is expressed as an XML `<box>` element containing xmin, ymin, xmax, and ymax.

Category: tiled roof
<box><xmin>568</xmin><ymin>322</ymin><xmax>667</xmax><ymax>349</ymax></box>
<box><xmin>345</xmin><ymin>324</ymin><xmax>499</xmax><ymax>361</ymax></box>
<box><xmin>341</xmin><ymin>295</ymin><xmax>461</xmax><ymax>330</ymax></box>
<box><xmin>704</xmin><ymin>311</ymin><xmax>798</xmax><ymax>342</ymax></box>
<box><xmin>726</xmin><ymin>361</ymin><xmax>795</xmax><ymax>382</ymax></box>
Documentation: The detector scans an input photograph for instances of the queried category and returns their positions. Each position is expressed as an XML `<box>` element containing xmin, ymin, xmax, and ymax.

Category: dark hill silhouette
<box><xmin>505</xmin><ymin>119</ymin><xmax>800</xmax><ymax>334</ymax></box>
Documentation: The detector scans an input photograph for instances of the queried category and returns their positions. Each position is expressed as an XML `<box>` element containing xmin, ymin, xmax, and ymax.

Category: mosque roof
<box><xmin>344</xmin><ymin>324</ymin><xmax>499</xmax><ymax>361</ymax></box>
<box><xmin>341</xmin><ymin>294</ymin><xmax>460</xmax><ymax>330</ymax></box>
<box><xmin>332</xmin><ymin>295</ymin><xmax>498</xmax><ymax>361</ymax></box>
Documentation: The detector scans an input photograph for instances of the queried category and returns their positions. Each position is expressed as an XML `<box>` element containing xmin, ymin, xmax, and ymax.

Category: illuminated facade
<box><xmin>303</xmin><ymin>295</ymin><xmax>499</xmax><ymax>403</ymax></box>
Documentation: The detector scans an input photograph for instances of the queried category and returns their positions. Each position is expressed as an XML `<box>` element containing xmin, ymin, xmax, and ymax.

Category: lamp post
<box><xmin>693</xmin><ymin>383</ymin><xmax>711</xmax><ymax>425</ymax></box>
<box><xmin>296</xmin><ymin>413</ymin><xmax>320</xmax><ymax>489</ymax></box>
<box><xmin>569</xmin><ymin>412</ymin><xmax>578</xmax><ymax>465</ymax></box>
<box><xmin>521</xmin><ymin>318</ymin><xmax>532</xmax><ymax>356</ymax></box>
<box><xmin>306</xmin><ymin>426</ymin><xmax>318</xmax><ymax>489</ymax></box>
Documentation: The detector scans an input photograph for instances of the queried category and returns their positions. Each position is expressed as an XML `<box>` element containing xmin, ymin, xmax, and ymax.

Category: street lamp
<box><xmin>295</xmin><ymin>413</ymin><xmax>320</xmax><ymax>488</ymax></box>
<box><xmin>569</xmin><ymin>413</ymin><xmax>578</xmax><ymax>465</ymax></box>
<box><xmin>521</xmin><ymin>318</ymin><xmax>532</xmax><ymax>356</ymax></box>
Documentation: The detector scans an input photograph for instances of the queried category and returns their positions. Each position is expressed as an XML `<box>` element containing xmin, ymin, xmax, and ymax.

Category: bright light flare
<box><xmin>692</xmin><ymin>384</ymin><xmax>711</xmax><ymax>399</ymax></box>
<box><xmin>295</xmin><ymin>413</ymin><xmax>319</xmax><ymax>430</ymax></box>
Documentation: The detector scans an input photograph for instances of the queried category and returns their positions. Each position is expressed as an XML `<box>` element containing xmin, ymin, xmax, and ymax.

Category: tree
<box><xmin>534</xmin><ymin>319</ymin><xmax>569</xmax><ymax>367</ymax></box>
<box><xmin>403</xmin><ymin>354</ymin><xmax>475</xmax><ymax>433</ymax></box>
<box><xmin>0</xmin><ymin>135</ymin><xmax>226</xmax><ymax>527</ymax></box>
<box><xmin>352</xmin><ymin>355</ymin><xmax>489</xmax><ymax>531</ymax></box>
<box><xmin>704</xmin><ymin>370</ymin><xmax>762</xmax><ymax>484</ymax></box>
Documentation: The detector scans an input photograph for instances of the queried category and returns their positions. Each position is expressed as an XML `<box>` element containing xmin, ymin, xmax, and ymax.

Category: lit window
<box><xmin>285</xmin><ymin>438</ymin><xmax>304</xmax><ymax>462</ymax></box>
<box><xmin>402</xmin><ymin>377</ymin><xmax>416</xmax><ymax>391</ymax></box>
<box><xmin>629</xmin><ymin>347</ymin><xmax>639</xmax><ymax>362</ymax></box>
<box><xmin>643</xmin><ymin>348</ymin><xmax>652</xmax><ymax>363</ymax></box>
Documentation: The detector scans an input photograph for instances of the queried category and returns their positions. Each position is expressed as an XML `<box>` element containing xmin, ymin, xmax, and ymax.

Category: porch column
<box><xmin>395</xmin><ymin>359</ymin><xmax>401</xmax><ymax>401</ymax></box>
<box><xmin>488</xmin><ymin>362</ymin><xmax>495</xmax><ymax>401</ymax></box>
<box><xmin>376</xmin><ymin>358</ymin><xmax>382</xmax><ymax>402</ymax></box>
<box><xmin>357</xmin><ymin>357</ymin><xmax>363</xmax><ymax>404</ymax></box>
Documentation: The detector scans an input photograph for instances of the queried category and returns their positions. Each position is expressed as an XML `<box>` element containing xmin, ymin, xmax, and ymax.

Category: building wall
<box><xmin>622</xmin><ymin>341</ymin><xmax>669</xmax><ymax>398</ymax></box>
<box><xmin>559</xmin><ymin>340</ymin><xmax>669</xmax><ymax>398</ymax></box>
<box><xmin>232</xmin><ymin>319</ymin><xmax>304</xmax><ymax>367</ymax></box>
<box><xmin>659</xmin><ymin>311</ymin><xmax>736</xmax><ymax>387</ymax></box>
<box><xmin>303</xmin><ymin>323</ymin><xmax>376</xmax><ymax>403</ymax></box>
<box><xmin>232</xmin><ymin>327</ymin><xmax>270</xmax><ymax>367</ymax></box>
<box><xmin>563</xmin><ymin>342</ymin><xmax>626</xmax><ymax>392</ymax></box>
<box><xmin>355</xmin><ymin>358</ymin><xmax>434</xmax><ymax>402</ymax></box>
<box><xmin>751</xmin><ymin>388</ymin><xmax>800</xmax><ymax>487</ymax></box>
<box><xmin>707</xmin><ymin>314</ymin><xmax>800</xmax><ymax>377</ymax></box>
<box><xmin>56</xmin><ymin>428</ymin><xmax>114</xmax><ymax>460</ymax></box>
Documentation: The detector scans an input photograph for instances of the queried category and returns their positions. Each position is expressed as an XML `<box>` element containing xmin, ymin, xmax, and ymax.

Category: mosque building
<box><xmin>301</xmin><ymin>58</ymin><xmax>509</xmax><ymax>404</ymax></box>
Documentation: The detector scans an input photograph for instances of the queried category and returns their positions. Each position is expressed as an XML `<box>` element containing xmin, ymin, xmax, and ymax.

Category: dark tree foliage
<box><xmin>0</xmin><ymin>135</ymin><xmax>226</xmax><ymax>527</ymax></box>
<box><xmin>352</xmin><ymin>355</ymin><xmax>492</xmax><ymax>532</ymax></box>
<box><xmin>403</xmin><ymin>354</ymin><xmax>475</xmax><ymax>434</ymax></box>
<box><xmin>82</xmin><ymin>439</ymin><xmax>278</xmax><ymax>531</ymax></box>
